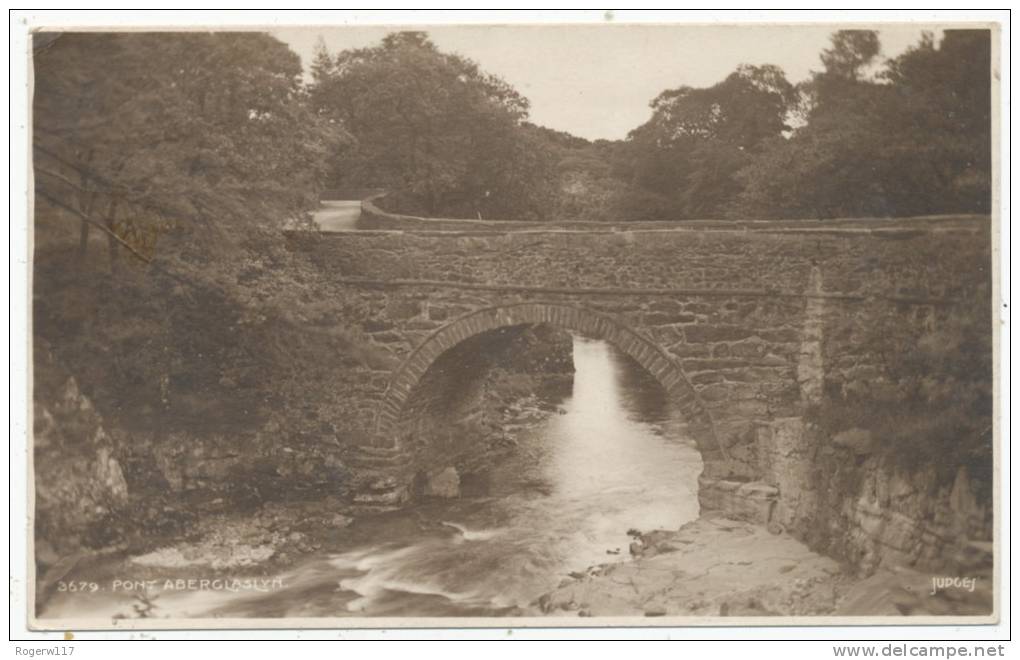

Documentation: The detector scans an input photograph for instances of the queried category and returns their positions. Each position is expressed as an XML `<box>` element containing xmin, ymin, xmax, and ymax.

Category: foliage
<box><xmin>31</xmin><ymin>29</ymin><xmax>995</xmax><ymax>447</ymax></box>
<box><xmin>522</xmin><ymin>126</ymin><xmax>673</xmax><ymax>222</ymax></box>
<box><xmin>733</xmin><ymin>29</ymin><xmax>991</xmax><ymax>219</ymax></box>
<box><xmin>308</xmin><ymin>28</ymin><xmax>990</xmax><ymax>223</ymax></box>
<box><xmin>620</xmin><ymin>65</ymin><xmax>798</xmax><ymax>219</ymax></box>
<box><xmin>309</xmin><ymin>31</ymin><xmax>556</xmax><ymax>220</ymax></box>
<box><xmin>32</xmin><ymin>32</ymin><xmax>384</xmax><ymax>447</ymax></box>
<box><xmin>819</xmin><ymin>30</ymin><xmax>881</xmax><ymax>81</ymax></box>
<box><xmin>810</xmin><ymin>287</ymin><xmax>993</xmax><ymax>482</ymax></box>
<box><xmin>572</xmin><ymin>29</ymin><xmax>993</xmax><ymax>221</ymax></box>
<box><xmin>29</xmin><ymin>28</ymin><xmax>996</xmax><ymax>551</ymax></box>
<box><xmin>33</xmin><ymin>32</ymin><xmax>346</xmax><ymax>272</ymax></box>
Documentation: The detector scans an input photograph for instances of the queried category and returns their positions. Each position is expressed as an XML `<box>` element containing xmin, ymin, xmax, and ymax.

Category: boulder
<box><xmin>328</xmin><ymin>513</ymin><xmax>353</xmax><ymax>529</ymax></box>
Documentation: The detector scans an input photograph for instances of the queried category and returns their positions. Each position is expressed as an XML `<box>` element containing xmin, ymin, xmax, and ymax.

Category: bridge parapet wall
<box><xmin>360</xmin><ymin>192</ymin><xmax>988</xmax><ymax>234</ymax></box>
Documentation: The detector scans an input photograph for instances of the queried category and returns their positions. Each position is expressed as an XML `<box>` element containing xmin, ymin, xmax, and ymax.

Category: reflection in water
<box><xmin>41</xmin><ymin>336</ymin><xmax>703</xmax><ymax>620</ymax></box>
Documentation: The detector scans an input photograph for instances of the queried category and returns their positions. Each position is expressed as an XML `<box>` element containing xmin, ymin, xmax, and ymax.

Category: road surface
<box><xmin>311</xmin><ymin>200</ymin><xmax>362</xmax><ymax>232</ymax></box>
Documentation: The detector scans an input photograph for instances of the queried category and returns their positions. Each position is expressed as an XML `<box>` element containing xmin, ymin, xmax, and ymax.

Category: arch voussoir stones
<box><xmin>373</xmin><ymin>301</ymin><xmax>720</xmax><ymax>460</ymax></box>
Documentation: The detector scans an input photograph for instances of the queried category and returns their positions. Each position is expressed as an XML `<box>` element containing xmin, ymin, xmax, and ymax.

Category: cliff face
<box><xmin>755</xmin><ymin>418</ymin><xmax>992</xmax><ymax>576</ymax></box>
<box><xmin>33</xmin><ymin>341</ymin><xmax>130</xmax><ymax>559</ymax></box>
<box><xmin>32</xmin><ymin>337</ymin><xmax>355</xmax><ymax>561</ymax></box>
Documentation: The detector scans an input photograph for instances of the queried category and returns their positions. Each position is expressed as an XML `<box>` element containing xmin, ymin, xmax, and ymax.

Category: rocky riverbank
<box><xmin>39</xmin><ymin>503</ymin><xmax>993</xmax><ymax>621</ymax></box>
<box><xmin>33</xmin><ymin>325</ymin><xmax>577</xmax><ymax>617</ymax></box>
<box><xmin>533</xmin><ymin>517</ymin><xmax>847</xmax><ymax>617</ymax></box>
<box><xmin>35</xmin><ymin>497</ymin><xmax>358</xmax><ymax>615</ymax></box>
<box><xmin>532</xmin><ymin>516</ymin><xmax>993</xmax><ymax>618</ymax></box>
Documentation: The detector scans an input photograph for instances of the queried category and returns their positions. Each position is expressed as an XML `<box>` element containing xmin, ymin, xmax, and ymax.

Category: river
<box><xmin>41</xmin><ymin>336</ymin><xmax>703</xmax><ymax>620</ymax></box>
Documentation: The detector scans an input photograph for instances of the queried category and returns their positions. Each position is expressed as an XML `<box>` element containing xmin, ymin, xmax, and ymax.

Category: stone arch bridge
<box><xmin>287</xmin><ymin>206</ymin><xmax>990</xmax><ymax>525</ymax></box>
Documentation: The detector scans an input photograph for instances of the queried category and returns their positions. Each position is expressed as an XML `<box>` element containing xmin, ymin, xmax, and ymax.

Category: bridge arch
<box><xmin>375</xmin><ymin>301</ymin><xmax>721</xmax><ymax>460</ymax></box>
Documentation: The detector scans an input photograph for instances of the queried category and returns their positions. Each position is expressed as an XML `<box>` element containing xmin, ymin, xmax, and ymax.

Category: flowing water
<box><xmin>42</xmin><ymin>337</ymin><xmax>703</xmax><ymax>620</ymax></box>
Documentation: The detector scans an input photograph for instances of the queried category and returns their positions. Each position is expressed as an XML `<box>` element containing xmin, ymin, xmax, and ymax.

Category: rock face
<box><xmin>755</xmin><ymin>418</ymin><xmax>992</xmax><ymax>575</ymax></box>
<box><xmin>832</xmin><ymin>428</ymin><xmax>875</xmax><ymax>455</ymax></box>
<box><xmin>835</xmin><ymin>549</ymin><xmax>994</xmax><ymax>617</ymax></box>
<box><xmin>33</xmin><ymin>339</ymin><xmax>360</xmax><ymax>560</ymax></box>
<box><xmin>424</xmin><ymin>467</ymin><xmax>461</xmax><ymax>498</ymax></box>
<box><xmin>536</xmin><ymin>516</ymin><xmax>992</xmax><ymax>618</ymax></box>
<box><xmin>535</xmin><ymin>518</ymin><xmax>847</xmax><ymax>618</ymax></box>
<box><xmin>33</xmin><ymin>343</ymin><xmax>131</xmax><ymax>557</ymax></box>
<box><xmin>697</xmin><ymin>478</ymin><xmax>778</xmax><ymax>526</ymax></box>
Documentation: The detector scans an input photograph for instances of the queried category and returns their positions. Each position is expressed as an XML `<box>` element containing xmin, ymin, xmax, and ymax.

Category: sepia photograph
<box><xmin>15</xmin><ymin>11</ymin><xmax>1003</xmax><ymax>637</ymax></box>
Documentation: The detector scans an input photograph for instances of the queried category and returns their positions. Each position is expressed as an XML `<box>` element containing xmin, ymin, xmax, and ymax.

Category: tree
<box><xmin>637</xmin><ymin>65</ymin><xmax>796</xmax><ymax>152</ymax></box>
<box><xmin>622</xmin><ymin>64</ymin><xmax>796</xmax><ymax>218</ymax></box>
<box><xmin>32</xmin><ymin>31</ymin><xmax>370</xmax><ymax>449</ymax></box>
<box><xmin>880</xmin><ymin>30</ymin><xmax>992</xmax><ymax>213</ymax></box>
<box><xmin>819</xmin><ymin>30</ymin><xmax>881</xmax><ymax>82</ymax></box>
<box><xmin>309</xmin><ymin>31</ymin><xmax>555</xmax><ymax>219</ymax></box>
<box><xmin>733</xmin><ymin>29</ymin><xmax>991</xmax><ymax>218</ymax></box>
<box><xmin>309</xmin><ymin>36</ymin><xmax>335</xmax><ymax>83</ymax></box>
<box><xmin>33</xmin><ymin>32</ymin><xmax>345</xmax><ymax>273</ymax></box>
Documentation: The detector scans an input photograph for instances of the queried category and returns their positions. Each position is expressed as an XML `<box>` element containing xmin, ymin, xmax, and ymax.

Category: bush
<box><xmin>809</xmin><ymin>293</ymin><xmax>992</xmax><ymax>488</ymax></box>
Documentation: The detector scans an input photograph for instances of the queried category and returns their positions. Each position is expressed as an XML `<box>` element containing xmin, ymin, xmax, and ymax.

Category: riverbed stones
<box><xmin>328</xmin><ymin>513</ymin><xmax>353</xmax><ymax>529</ymax></box>
<box><xmin>353</xmin><ymin>488</ymin><xmax>407</xmax><ymax>506</ymax></box>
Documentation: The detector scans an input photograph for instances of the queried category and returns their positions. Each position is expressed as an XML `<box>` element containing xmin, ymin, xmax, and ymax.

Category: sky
<box><xmin>274</xmin><ymin>24</ymin><xmax>935</xmax><ymax>141</ymax></box>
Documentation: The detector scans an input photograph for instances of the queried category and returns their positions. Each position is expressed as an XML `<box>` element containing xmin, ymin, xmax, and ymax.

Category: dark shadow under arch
<box><xmin>375</xmin><ymin>302</ymin><xmax>720</xmax><ymax>461</ymax></box>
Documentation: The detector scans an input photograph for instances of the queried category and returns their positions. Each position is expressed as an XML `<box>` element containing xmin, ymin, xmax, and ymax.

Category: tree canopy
<box><xmin>604</xmin><ymin>29</ymin><xmax>993</xmax><ymax>220</ymax></box>
<box><xmin>619</xmin><ymin>64</ymin><xmax>798</xmax><ymax>218</ymax></box>
<box><xmin>308</xmin><ymin>31</ymin><xmax>556</xmax><ymax>220</ymax></box>
<box><xmin>734</xmin><ymin>29</ymin><xmax>991</xmax><ymax>219</ymax></box>
<box><xmin>32</xmin><ymin>32</ymin><xmax>368</xmax><ymax>444</ymax></box>
<box><xmin>313</xmin><ymin>28</ymin><xmax>987</xmax><ymax>223</ymax></box>
<box><xmin>34</xmin><ymin>28</ymin><xmax>991</xmax><ymax>237</ymax></box>
<box><xmin>33</xmin><ymin>31</ymin><xmax>344</xmax><ymax>273</ymax></box>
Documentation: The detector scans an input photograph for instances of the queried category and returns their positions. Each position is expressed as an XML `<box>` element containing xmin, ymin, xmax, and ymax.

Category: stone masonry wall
<box><xmin>286</xmin><ymin>215</ymin><xmax>992</xmax><ymax>572</ymax></box>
